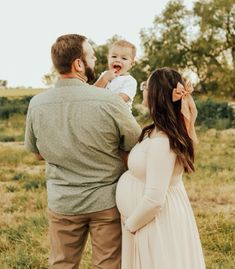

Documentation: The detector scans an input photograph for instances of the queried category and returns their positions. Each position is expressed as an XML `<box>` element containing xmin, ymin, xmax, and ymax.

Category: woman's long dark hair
<box><xmin>139</xmin><ymin>67</ymin><xmax>195</xmax><ymax>173</ymax></box>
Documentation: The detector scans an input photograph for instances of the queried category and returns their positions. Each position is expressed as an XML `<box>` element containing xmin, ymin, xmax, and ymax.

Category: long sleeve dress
<box><xmin>116</xmin><ymin>136</ymin><xmax>206</xmax><ymax>269</ymax></box>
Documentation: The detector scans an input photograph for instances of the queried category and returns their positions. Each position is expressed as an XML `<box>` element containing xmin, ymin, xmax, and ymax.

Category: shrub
<box><xmin>133</xmin><ymin>98</ymin><xmax>235</xmax><ymax>129</ymax></box>
<box><xmin>0</xmin><ymin>96</ymin><xmax>32</xmax><ymax>120</ymax></box>
<box><xmin>195</xmin><ymin>98</ymin><xmax>235</xmax><ymax>129</ymax></box>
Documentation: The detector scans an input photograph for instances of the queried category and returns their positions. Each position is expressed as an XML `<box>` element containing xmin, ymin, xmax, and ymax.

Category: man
<box><xmin>24</xmin><ymin>34</ymin><xmax>141</xmax><ymax>269</ymax></box>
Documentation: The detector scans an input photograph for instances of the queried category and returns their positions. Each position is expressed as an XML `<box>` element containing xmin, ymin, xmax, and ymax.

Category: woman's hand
<box><xmin>122</xmin><ymin>215</ymin><xmax>136</xmax><ymax>235</ymax></box>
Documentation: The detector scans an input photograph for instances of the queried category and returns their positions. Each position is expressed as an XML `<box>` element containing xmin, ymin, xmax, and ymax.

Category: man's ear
<box><xmin>73</xmin><ymin>59</ymin><xmax>83</xmax><ymax>72</ymax></box>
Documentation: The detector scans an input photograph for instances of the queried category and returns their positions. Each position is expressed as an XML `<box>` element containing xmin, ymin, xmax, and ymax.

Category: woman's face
<box><xmin>141</xmin><ymin>80</ymin><xmax>148</xmax><ymax>107</ymax></box>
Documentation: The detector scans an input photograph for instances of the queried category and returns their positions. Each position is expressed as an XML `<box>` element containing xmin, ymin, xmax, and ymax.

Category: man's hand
<box><xmin>34</xmin><ymin>153</ymin><xmax>44</xmax><ymax>161</ymax></box>
<box><xmin>118</xmin><ymin>150</ymin><xmax>129</xmax><ymax>169</ymax></box>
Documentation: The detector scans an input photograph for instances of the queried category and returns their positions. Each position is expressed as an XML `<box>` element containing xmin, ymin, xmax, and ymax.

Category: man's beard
<box><xmin>85</xmin><ymin>66</ymin><xmax>95</xmax><ymax>83</ymax></box>
<box><xmin>83</xmin><ymin>58</ymin><xmax>95</xmax><ymax>83</ymax></box>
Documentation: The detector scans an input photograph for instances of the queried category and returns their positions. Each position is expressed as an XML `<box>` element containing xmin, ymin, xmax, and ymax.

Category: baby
<box><xmin>95</xmin><ymin>40</ymin><xmax>137</xmax><ymax>109</ymax></box>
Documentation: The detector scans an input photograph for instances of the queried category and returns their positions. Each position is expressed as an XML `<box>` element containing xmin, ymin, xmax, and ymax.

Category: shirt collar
<box><xmin>55</xmin><ymin>78</ymin><xmax>86</xmax><ymax>88</ymax></box>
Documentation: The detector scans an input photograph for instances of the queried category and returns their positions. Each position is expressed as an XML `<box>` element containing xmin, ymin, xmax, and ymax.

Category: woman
<box><xmin>116</xmin><ymin>67</ymin><xmax>206</xmax><ymax>269</ymax></box>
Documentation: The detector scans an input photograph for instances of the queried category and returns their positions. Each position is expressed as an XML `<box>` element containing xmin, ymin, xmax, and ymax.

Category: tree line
<box><xmin>43</xmin><ymin>0</ymin><xmax>235</xmax><ymax>99</ymax></box>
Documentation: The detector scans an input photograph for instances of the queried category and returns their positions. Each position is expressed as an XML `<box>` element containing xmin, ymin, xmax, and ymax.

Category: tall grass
<box><xmin>0</xmin><ymin>129</ymin><xmax>234</xmax><ymax>268</ymax></box>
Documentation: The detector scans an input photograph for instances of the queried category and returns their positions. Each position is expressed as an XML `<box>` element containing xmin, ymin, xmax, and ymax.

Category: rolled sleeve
<box><xmin>24</xmin><ymin>108</ymin><xmax>39</xmax><ymax>154</ymax></box>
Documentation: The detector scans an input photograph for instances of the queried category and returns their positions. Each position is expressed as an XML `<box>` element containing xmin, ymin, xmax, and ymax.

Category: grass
<box><xmin>0</xmin><ymin>88</ymin><xmax>44</xmax><ymax>97</ymax></box>
<box><xmin>184</xmin><ymin>128</ymin><xmax>235</xmax><ymax>269</ymax></box>
<box><xmin>0</xmin><ymin>129</ymin><xmax>234</xmax><ymax>268</ymax></box>
<box><xmin>0</xmin><ymin>114</ymin><xmax>26</xmax><ymax>141</ymax></box>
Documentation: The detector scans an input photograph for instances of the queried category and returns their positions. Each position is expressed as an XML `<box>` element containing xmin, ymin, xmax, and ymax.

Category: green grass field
<box><xmin>0</xmin><ymin>129</ymin><xmax>234</xmax><ymax>268</ymax></box>
<box><xmin>0</xmin><ymin>88</ymin><xmax>45</xmax><ymax>97</ymax></box>
<box><xmin>0</xmin><ymin>114</ymin><xmax>26</xmax><ymax>142</ymax></box>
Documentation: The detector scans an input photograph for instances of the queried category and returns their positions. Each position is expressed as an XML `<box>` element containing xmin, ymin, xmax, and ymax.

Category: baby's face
<box><xmin>108</xmin><ymin>45</ymin><xmax>134</xmax><ymax>75</ymax></box>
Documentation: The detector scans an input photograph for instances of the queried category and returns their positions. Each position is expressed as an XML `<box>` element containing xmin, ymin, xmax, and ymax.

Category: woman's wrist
<box><xmin>124</xmin><ymin>220</ymin><xmax>135</xmax><ymax>234</ymax></box>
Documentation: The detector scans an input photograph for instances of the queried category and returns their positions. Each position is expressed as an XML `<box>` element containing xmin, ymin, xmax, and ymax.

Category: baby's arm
<box><xmin>118</xmin><ymin>77</ymin><xmax>137</xmax><ymax>103</ymax></box>
<box><xmin>94</xmin><ymin>70</ymin><xmax>116</xmax><ymax>88</ymax></box>
<box><xmin>118</xmin><ymin>93</ymin><xmax>130</xmax><ymax>103</ymax></box>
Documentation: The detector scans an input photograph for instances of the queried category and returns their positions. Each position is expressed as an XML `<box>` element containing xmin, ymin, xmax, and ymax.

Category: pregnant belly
<box><xmin>116</xmin><ymin>171</ymin><xmax>144</xmax><ymax>217</ymax></box>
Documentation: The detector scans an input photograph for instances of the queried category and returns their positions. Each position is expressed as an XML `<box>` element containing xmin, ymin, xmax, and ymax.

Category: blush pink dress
<box><xmin>116</xmin><ymin>136</ymin><xmax>206</xmax><ymax>269</ymax></box>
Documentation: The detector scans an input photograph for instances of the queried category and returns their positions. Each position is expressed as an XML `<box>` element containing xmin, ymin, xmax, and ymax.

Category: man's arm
<box><xmin>107</xmin><ymin>95</ymin><xmax>141</xmax><ymax>151</ymax></box>
<box><xmin>24</xmin><ymin>106</ymin><xmax>41</xmax><ymax>157</ymax></box>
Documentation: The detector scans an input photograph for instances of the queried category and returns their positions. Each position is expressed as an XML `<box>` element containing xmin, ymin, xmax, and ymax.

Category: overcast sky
<box><xmin>0</xmin><ymin>0</ymin><xmax>195</xmax><ymax>88</ymax></box>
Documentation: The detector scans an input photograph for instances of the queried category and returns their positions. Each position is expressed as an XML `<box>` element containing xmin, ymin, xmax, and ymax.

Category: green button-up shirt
<box><xmin>25</xmin><ymin>78</ymin><xmax>141</xmax><ymax>215</ymax></box>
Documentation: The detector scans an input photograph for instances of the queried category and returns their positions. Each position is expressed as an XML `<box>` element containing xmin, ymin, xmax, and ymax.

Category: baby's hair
<box><xmin>110</xmin><ymin>40</ymin><xmax>136</xmax><ymax>59</ymax></box>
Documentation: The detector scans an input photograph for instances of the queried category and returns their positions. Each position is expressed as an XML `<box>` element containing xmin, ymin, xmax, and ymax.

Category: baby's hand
<box><xmin>101</xmin><ymin>70</ymin><xmax>117</xmax><ymax>82</ymax></box>
<box><xmin>94</xmin><ymin>70</ymin><xmax>117</xmax><ymax>88</ymax></box>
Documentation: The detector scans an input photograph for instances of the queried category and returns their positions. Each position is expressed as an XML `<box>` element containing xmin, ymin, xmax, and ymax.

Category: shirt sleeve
<box><xmin>125</xmin><ymin>137</ymin><xmax>176</xmax><ymax>232</ymax></box>
<box><xmin>119</xmin><ymin>77</ymin><xmax>137</xmax><ymax>100</ymax></box>
<box><xmin>106</xmin><ymin>95</ymin><xmax>141</xmax><ymax>151</ymax></box>
<box><xmin>24</xmin><ymin>107</ymin><xmax>40</xmax><ymax>154</ymax></box>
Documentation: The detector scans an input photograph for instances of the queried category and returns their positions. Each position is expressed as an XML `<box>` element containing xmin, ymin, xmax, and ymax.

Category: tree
<box><xmin>0</xmin><ymin>80</ymin><xmax>7</xmax><ymax>88</ymax></box>
<box><xmin>140</xmin><ymin>0</ymin><xmax>190</xmax><ymax>73</ymax></box>
<box><xmin>42</xmin><ymin>68</ymin><xmax>58</xmax><ymax>86</ymax></box>
<box><xmin>139</xmin><ymin>0</ymin><xmax>235</xmax><ymax>98</ymax></box>
<box><xmin>189</xmin><ymin>0</ymin><xmax>235</xmax><ymax>95</ymax></box>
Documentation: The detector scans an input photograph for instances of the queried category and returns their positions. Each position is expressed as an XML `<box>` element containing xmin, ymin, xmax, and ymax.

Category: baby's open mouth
<box><xmin>113</xmin><ymin>64</ymin><xmax>122</xmax><ymax>72</ymax></box>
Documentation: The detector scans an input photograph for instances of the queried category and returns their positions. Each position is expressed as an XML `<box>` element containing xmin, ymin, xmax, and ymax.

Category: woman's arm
<box><xmin>124</xmin><ymin>137</ymin><xmax>176</xmax><ymax>233</ymax></box>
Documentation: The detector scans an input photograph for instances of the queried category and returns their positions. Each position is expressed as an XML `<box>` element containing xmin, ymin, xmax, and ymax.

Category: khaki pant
<box><xmin>47</xmin><ymin>207</ymin><xmax>121</xmax><ymax>269</ymax></box>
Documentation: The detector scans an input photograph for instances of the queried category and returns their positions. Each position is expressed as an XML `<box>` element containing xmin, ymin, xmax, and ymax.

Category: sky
<box><xmin>0</xmin><ymin>0</ymin><xmax>195</xmax><ymax>88</ymax></box>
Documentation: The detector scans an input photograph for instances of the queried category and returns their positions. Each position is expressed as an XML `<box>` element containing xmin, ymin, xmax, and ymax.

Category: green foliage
<box><xmin>94</xmin><ymin>44</ymin><xmax>109</xmax><ymax>78</ymax></box>
<box><xmin>5</xmin><ymin>185</ymin><xmax>19</xmax><ymax>193</ymax></box>
<box><xmin>0</xmin><ymin>217</ymin><xmax>48</xmax><ymax>269</ymax></box>
<box><xmin>41</xmin><ymin>0</ymin><xmax>235</xmax><ymax>99</ymax></box>
<box><xmin>0</xmin><ymin>135</ymin><xmax>16</xmax><ymax>142</ymax></box>
<box><xmin>139</xmin><ymin>1</ymin><xmax>190</xmax><ymax>72</ymax></box>
<box><xmin>23</xmin><ymin>178</ymin><xmax>46</xmax><ymax>191</ymax></box>
<box><xmin>189</xmin><ymin>0</ymin><xmax>235</xmax><ymax>95</ymax></box>
<box><xmin>0</xmin><ymin>96</ymin><xmax>32</xmax><ymax>119</ymax></box>
<box><xmin>195</xmin><ymin>98</ymin><xmax>235</xmax><ymax>129</ymax></box>
<box><xmin>139</xmin><ymin>0</ymin><xmax>235</xmax><ymax>98</ymax></box>
<box><xmin>0</xmin><ymin>97</ymin><xmax>30</xmax><ymax>141</ymax></box>
<box><xmin>133</xmin><ymin>98</ymin><xmax>235</xmax><ymax>130</ymax></box>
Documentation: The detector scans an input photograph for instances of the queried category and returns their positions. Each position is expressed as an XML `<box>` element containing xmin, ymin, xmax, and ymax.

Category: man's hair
<box><xmin>51</xmin><ymin>34</ymin><xmax>87</xmax><ymax>74</ymax></box>
<box><xmin>110</xmin><ymin>40</ymin><xmax>136</xmax><ymax>59</ymax></box>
